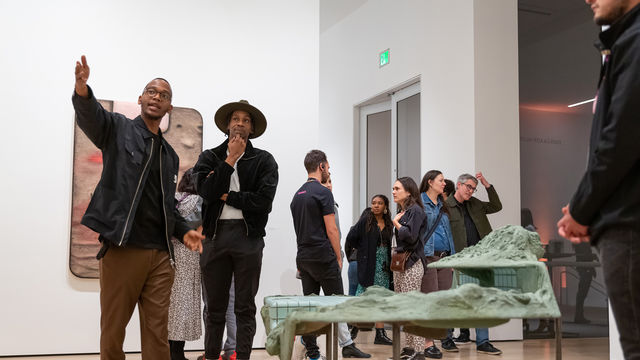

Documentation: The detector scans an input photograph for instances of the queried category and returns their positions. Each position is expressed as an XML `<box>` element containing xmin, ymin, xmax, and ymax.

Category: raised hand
<box><xmin>476</xmin><ymin>171</ymin><xmax>490</xmax><ymax>188</ymax></box>
<box><xmin>75</xmin><ymin>55</ymin><xmax>90</xmax><ymax>97</ymax></box>
<box><xmin>393</xmin><ymin>211</ymin><xmax>405</xmax><ymax>229</ymax></box>
<box><xmin>226</xmin><ymin>134</ymin><xmax>247</xmax><ymax>166</ymax></box>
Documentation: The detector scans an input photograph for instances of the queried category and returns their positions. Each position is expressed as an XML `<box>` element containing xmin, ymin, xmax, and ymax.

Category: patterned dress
<box><xmin>355</xmin><ymin>230</ymin><xmax>391</xmax><ymax>295</ymax></box>
<box><xmin>168</xmin><ymin>192</ymin><xmax>203</xmax><ymax>341</ymax></box>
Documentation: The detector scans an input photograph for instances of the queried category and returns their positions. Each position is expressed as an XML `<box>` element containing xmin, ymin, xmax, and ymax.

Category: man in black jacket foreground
<box><xmin>72</xmin><ymin>55</ymin><xmax>204</xmax><ymax>360</ymax></box>
<box><xmin>557</xmin><ymin>1</ymin><xmax>640</xmax><ymax>358</ymax></box>
<box><xmin>194</xmin><ymin>100</ymin><xmax>278</xmax><ymax>360</ymax></box>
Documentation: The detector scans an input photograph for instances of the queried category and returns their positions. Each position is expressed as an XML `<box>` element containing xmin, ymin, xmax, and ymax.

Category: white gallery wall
<box><xmin>0</xmin><ymin>0</ymin><xmax>318</xmax><ymax>355</ymax></box>
<box><xmin>319</xmin><ymin>0</ymin><xmax>521</xmax><ymax>340</ymax></box>
<box><xmin>0</xmin><ymin>0</ymin><xmax>534</xmax><ymax>356</ymax></box>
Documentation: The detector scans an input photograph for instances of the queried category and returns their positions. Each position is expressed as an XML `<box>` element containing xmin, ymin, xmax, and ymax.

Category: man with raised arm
<box><xmin>72</xmin><ymin>55</ymin><xmax>204</xmax><ymax>360</ymax></box>
<box><xmin>445</xmin><ymin>172</ymin><xmax>503</xmax><ymax>356</ymax></box>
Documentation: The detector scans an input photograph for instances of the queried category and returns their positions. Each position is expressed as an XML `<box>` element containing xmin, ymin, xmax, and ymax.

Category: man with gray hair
<box><xmin>444</xmin><ymin>172</ymin><xmax>503</xmax><ymax>355</ymax></box>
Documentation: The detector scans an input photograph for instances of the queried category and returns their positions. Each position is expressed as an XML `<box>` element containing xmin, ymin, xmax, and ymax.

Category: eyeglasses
<box><xmin>462</xmin><ymin>183</ymin><xmax>477</xmax><ymax>193</ymax></box>
<box><xmin>144</xmin><ymin>88</ymin><xmax>171</xmax><ymax>102</ymax></box>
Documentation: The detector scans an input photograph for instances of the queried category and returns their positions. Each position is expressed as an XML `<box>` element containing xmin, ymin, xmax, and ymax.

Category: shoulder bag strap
<box><xmin>421</xmin><ymin>207</ymin><xmax>444</xmax><ymax>245</ymax></box>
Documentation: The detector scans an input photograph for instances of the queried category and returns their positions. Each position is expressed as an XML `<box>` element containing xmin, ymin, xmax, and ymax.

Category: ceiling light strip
<box><xmin>568</xmin><ymin>98</ymin><xmax>595</xmax><ymax>108</ymax></box>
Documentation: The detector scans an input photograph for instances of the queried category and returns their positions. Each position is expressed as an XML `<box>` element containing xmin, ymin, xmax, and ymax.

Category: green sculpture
<box><xmin>262</xmin><ymin>225</ymin><xmax>560</xmax><ymax>359</ymax></box>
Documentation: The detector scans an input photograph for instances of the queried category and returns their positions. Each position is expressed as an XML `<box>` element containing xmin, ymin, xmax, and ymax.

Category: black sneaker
<box><xmin>441</xmin><ymin>338</ymin><xmax>459</xmax><ymax>352</ymax></box>
<box><xmin>424</xmin><ymin>345</ymin><xmax>442</xmax><ymax>359</ymax></box>
<box><xmin>305</xmin><ymin>355</ymin><xmax>326</xmax><ymax>360</ymax></box>
<box><xmin>399</xmin><ymin>347</ymin><xmax>415</xmax><ymax>359</ymax></box>
<box><xmin>374</xmin><ymin>328</ymin><xmax>393</xmax><ymax>345</ymax></box>
<box><xmin>342</xmin><ymin>343</ymin><xmax>371</xmax><ymax>358</ymax></box>
<box><xmin>408</xmin><ymin>353</ymin><xmax>426</xmax><ymax>360</ymax></box>
<box><xmin>453</xmin><ymin>333</ymin><xmax>471</xmax><ymax>344</ymax></box>
<box><xmin>477</xmin><ymin>342</ymin><xmax>502</xmax><ymax>355</ymax></box>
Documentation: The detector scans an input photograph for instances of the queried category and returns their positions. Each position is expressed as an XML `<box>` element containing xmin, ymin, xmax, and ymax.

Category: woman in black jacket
<box><xmin>345</xmin><ymin>194</ymin><xmax>393</xmax><ymax>345</ymax></box>
<box><xmin>391</xmin><ymin>177</ymin><xmax>428</xmax><ymax>360</ymax></box>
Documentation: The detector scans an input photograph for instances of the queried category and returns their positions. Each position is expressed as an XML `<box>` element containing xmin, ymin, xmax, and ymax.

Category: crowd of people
<box><xmin>72</xmin><ymin>52</ymin><xmax>504</xmax><ymax>360</ymax></box>
<box><xmin>73</xmin><ymin>0</ymin><xmax>640</xmax><ymax>353</ymax></box>
<box><xmin>291</xmin><ymin>150</ymin><xmax>504</xmax><ymax>360</ymax></box>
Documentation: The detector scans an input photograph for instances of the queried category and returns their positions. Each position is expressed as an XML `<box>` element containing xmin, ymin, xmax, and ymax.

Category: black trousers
<box><xmin>200</xmin><ymin>220</ymin><xmax>264</xmax><ymax>360</ymax></box>
<box><xmin>297</xmin><ymin>258</ymin><xmax>344</xmax><ymax>358</ymax></box>
<box><xmin>597</xmin><ymin>227</ymin><xmax>640</xmax><ymax>360</ymax></box>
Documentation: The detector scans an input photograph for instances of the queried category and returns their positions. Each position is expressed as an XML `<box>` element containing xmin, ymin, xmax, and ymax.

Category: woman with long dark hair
<box><xmin>345</xmin><ymin>194</ymin><xmax>394</xmax><ymax>345</ymax></box>
<box><xmin>391</xmin><ymin>177</ymin><xmax>428</xmax><ymax>360</ymax></box>
<box><xmin>419</xmin><ymin>170</ymin><xmax>457</xmax><ymax>357</ymax></box>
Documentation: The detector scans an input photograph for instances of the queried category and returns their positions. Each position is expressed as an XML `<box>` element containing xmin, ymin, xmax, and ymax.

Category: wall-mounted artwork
<box><xmin>70</xmin><ymin>99</ymin><xmax>203</xmax><ymax>278</ymax></box>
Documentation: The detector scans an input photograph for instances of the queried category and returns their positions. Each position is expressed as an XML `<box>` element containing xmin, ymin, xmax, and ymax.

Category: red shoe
<box><xmin>220</xmin><ymin>351</ymin><xmax>237</xmax><ymax>360</ymax></box>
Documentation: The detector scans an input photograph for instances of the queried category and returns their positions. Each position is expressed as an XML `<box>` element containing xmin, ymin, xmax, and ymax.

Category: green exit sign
<box><xmin>379</xmin><ymin>49</ymin><xmax>390</xmax><ymax>67</ymax></box>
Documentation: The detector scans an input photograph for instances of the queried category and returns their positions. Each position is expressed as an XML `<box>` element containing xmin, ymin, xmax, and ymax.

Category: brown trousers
<box><xmin>99</xmin><ymin>246</ymin><xmax>175</xmax><ymax>360</ymax></box>
<box><xmin>420</xmin><ymin>256</ymin><xmax>453</xmax><ymax>293</ymax></box>
<box><xmin>420</xmin><ymin>256</ymin><xmax>453</xmax><ymax>344</ymax></box>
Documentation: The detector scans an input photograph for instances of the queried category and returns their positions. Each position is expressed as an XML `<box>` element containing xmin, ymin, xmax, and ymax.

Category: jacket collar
<box><xmin>211</xmin><ymin>138</ymin><xmax>256</xmax><ymax>160</ymax></box>
<box><xmin>421</xmin><ymin>192</ymin><xmax>442</xmax><ymax>209</ymax></box>
<box><xmin>134</xmin><ymin>116</ymin><xmax>164</xmax><ymax>141</ymax></box>
<box><xmin>598</xmin><ymin>3</ymin><xmax>640</xmax><ymax>51</ymax></box>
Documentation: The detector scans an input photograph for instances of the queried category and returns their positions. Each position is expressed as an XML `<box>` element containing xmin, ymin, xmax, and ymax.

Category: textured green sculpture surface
<box><xmin>263</xmin><ymin>225</ymin><xmax>560</xmax><ymax>359</ymax></box>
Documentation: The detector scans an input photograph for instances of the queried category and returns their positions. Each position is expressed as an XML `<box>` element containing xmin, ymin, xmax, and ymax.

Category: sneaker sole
<box><xmin>442</xmin><ymin>348</ymin><xmax>459</xmax><ymax>352</ymax></box>
<box><xmin>477</xmin><ymin>350</ymin><xmax>503</xmax><ymax>355</ymax></box>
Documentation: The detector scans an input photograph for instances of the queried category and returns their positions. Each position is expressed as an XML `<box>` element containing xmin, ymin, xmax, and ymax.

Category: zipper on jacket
<box><xmin>242</xmin><ymin>218</ymin><xmax>249</xmax><ymax>236</ymax></box>
<box><xmin>237</xmin><ymin>155</ymin><xmax>249</xmax><ymax>236</ymax></box>
<box><xmin>119</xmin><ymin>137</ymin><xmax>154</xmax><ymax>246</ymax></box>
<box><xmin>159</xmin><ymin>146</ymin><xmax>175</xmax><ymax>267</ymax></box>
<box><xmin>208</xmin><ymin>149</ymin><xmax>249</xmax><ymax>238</ymax></box>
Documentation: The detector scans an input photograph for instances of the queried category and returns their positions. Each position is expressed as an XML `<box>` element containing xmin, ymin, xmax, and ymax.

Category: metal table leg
<box><xmin>555</xmin><ymin>318</ymin><xmax>562</xmax><ymax>360</ymax></box>
<box><xmin>325</xmin><ymin>325</ymin><xmax>333</xmax><ymax>360</ymax></box>
<box><xmin>392</xmin><ymin>323</ymin><xmax>401</xmax><ymax>360</ymax></box>
<box><xmin>332</xmin><ymin>323</ymin><xmax>339</xmax><ymax>360</ymax></box>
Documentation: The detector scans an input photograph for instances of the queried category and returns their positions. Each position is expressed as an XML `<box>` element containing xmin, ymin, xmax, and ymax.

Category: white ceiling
<box><xmin>320</xmin><ymin>0</ymin><xmax>368</xmax><ymax>34</ymax></box>
<box><xmin>320</xmin><ymin>0</ymin><xmax>594</xmax><ymax>46</ymax></box>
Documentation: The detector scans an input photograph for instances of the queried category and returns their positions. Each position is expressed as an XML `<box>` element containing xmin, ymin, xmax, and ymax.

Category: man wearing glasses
<box><xmin>444</xmin><ymin>172</ymin><xmax>503</xmax><ymax>355</ymax></box>
<box><xmin>72</xmin><ymin>55</ymin><xmax>205</xmax><ymax>359</ymax></box>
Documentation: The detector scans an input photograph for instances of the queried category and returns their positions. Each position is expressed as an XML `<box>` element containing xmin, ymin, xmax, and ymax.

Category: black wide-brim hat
<box><xmin>214</xmin><ymin>100</ymin><xmax>267</xmax><ymax>139</ymax></box>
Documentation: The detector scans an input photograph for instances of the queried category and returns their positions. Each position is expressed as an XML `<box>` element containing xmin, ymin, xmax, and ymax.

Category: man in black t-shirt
<box><xmin>290</xmin><ymin>150</ymin><xmax>370</xmax><ymax>359</ymax></box>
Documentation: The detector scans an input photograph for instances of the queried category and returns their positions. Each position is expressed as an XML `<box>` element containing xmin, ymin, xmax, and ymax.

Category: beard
<box><xmin>229</xmin><ymin>128</ymin><xmax>249</xmax><ymax>140</ymax></box>
<box><xmin>594</xmin><ymin>5</ymin><xmax>626</xmax><ymax>25</ymax></box>
<box><xmin>320</xmin><ymin>168</ymin><xmax>330</xmax><ymax>183</ymax></box>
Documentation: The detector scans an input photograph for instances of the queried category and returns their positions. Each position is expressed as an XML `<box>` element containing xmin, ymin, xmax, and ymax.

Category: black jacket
<box><xmin>394</xmin><ymin>203</ymin><xmax>428</xmax><ymax>270</ymax></box>
<box><xmin>72</xmin><ymin>87</ymin><xmax>191</xmax><ymax>261</ymax></box>
<box><xmin>570</xmin><ymin>4</ymin><xmax>640</xmax><ymax>242</ymax></box>
<box><xmin>194</xmin><ymin>139</ymin><xmax>278</xmax><ymax>238</ymax></box>
<box><xmin>345</xmin><ymin>209</ymin><xmax>392</xmax><ymax>288</ymax></box>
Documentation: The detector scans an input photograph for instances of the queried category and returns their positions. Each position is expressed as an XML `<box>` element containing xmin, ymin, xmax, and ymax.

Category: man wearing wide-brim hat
<box><xmin>194</xmin><ymin>100</ymin><xmax>279</xmax><ymax>360</ymax></box>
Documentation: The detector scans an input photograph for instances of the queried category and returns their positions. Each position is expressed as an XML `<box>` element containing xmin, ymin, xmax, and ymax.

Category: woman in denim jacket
<box><xmin>419</xmin><ymin>170</ymin><xmax>457</xmax><ymax>357</ymax></box>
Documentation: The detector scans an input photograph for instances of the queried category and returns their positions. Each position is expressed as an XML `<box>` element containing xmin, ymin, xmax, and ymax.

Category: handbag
<box><xmin>390</xmin><ymin>247</ymin><xmax>411</xmax><ymax>272</ymax></box>
<box><xmin>390</xmin><ymin>208</ymin><xmax>444</xmax><ymax>273</ymax></box>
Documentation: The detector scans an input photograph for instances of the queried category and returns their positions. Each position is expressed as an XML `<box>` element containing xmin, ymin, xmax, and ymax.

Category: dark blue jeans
<box><xmin>597</xmin><ymin>227</ymin><xmax>640</xmax><ymax>360</ymax></box>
